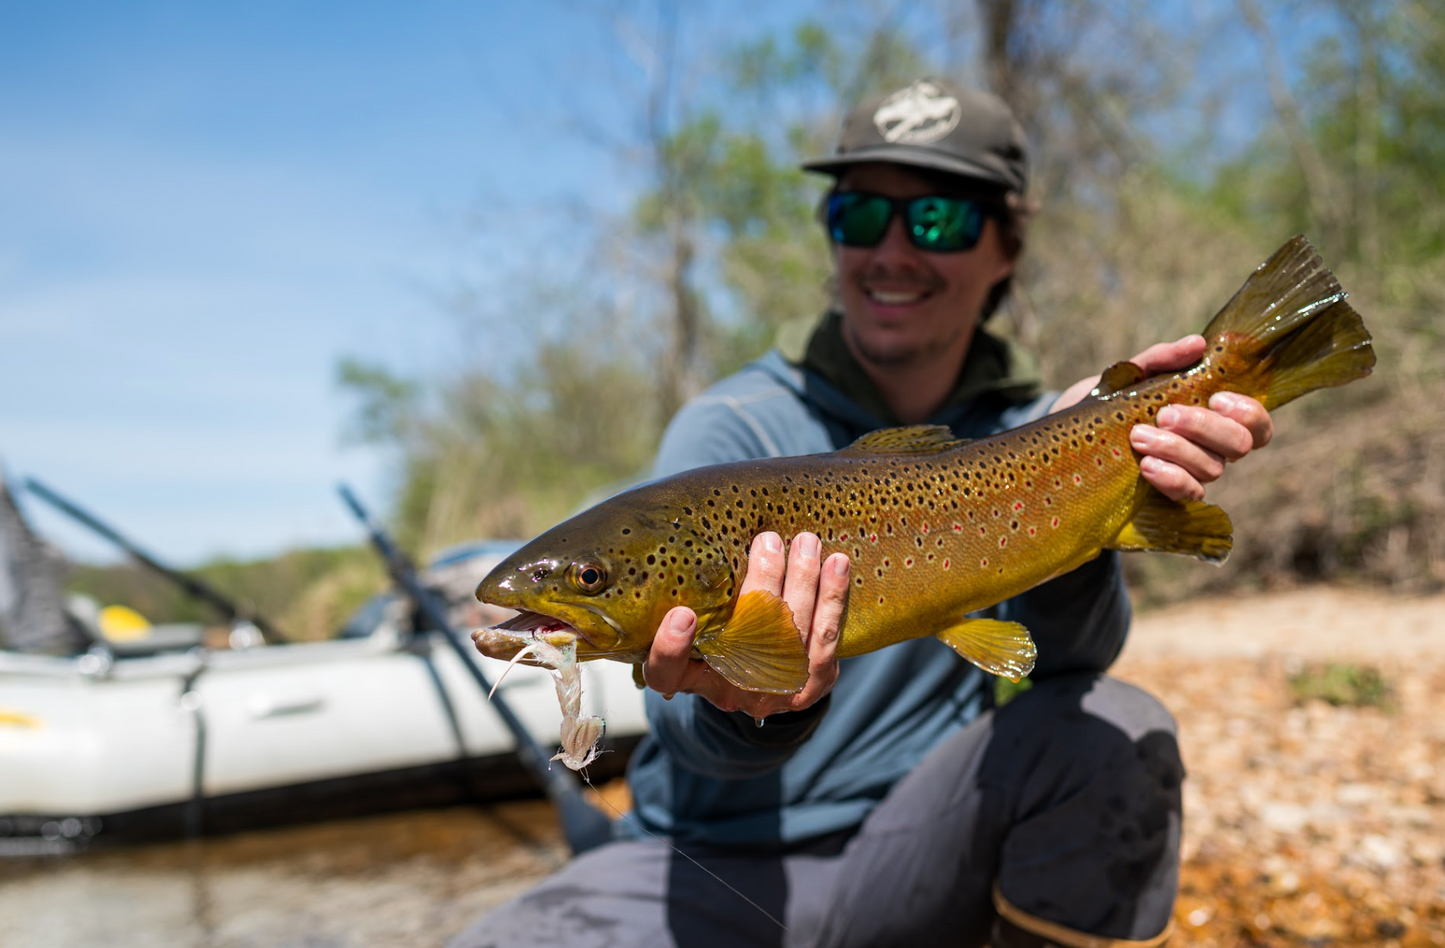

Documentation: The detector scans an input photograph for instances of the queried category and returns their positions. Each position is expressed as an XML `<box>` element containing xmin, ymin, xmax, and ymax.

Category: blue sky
<box><xmin>0</xmin><ymin>1</ymin><xmax>779</xmax><ymax>565</ymax></box>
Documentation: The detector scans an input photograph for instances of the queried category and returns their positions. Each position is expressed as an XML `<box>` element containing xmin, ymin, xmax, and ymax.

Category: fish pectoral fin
<box><xmin>701</xmin><ymin>589</ymin><xmax>809</xmax><ymax>695</ymax></box>
<box><xmin>1089</xmin><ymin>360</ymin><xmax>1147</xmax><ymax>398</ymax></box>
<box><xmin>936</xmin><ymin>618</ymin><xmax>1037</xmax><ymax>682</ymax></box>
<box><xmin>1107</xmin><ymin>488</ymin><xmax>1233</xmax><ymax>563</ymax></box>
<box><xmin>840</xmin><ymin>424</ymin><xmax>967</xmax><ymax>456</ymax></box>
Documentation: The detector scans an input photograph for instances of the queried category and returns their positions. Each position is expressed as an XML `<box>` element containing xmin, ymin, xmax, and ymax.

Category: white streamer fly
<box><xmin>487</xmin><ymin>632</ymin><xmax>606</xmax><ymax>771</ymax></box>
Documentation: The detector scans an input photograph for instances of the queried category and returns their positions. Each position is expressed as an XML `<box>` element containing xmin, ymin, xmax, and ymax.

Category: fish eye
<box><xmin>569</xmin><ymin>561</ymin><xmax>608</xmax><ymax>594</ymax></box>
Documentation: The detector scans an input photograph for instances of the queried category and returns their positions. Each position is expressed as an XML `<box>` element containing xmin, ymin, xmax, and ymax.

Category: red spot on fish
<box><xmin>905</xmin><ymin>557</ymin><xmax>914</xmax><ymax>567</ymax></box>
<box><xmin>953</xmin><ymin>523</ymin><xmax>964</xmax><ymax>532</ymax></box>
<box><xmin>921</xmin><ymin>522</ymin><xmax>929</xmax><ymax>534</ymax></box>
<box><xmin>1012</xmin><ymin>501</ymin><xmax>1024</xmax><ymax>512</ymax></box>
<box><xmin>1028</xmin><ymin>526</ymin><xmax>1037</xmax><ymax>537</ymax></box>
<box><xmin>1112</xmin><ymin>448</ymin><xmax>1122</xmax><ymax>458</ymax></box>
<box><xmin>870</xmin><ymin>533</ymin><xmax>879</xmax><ymax>544</ymax></box>
<box><xmin>943</xmin><ymin>558</ymin><xmax>951</xmax><ymax>570</ymax></box>
<box><xmin>981</xmin><ymin>557</ymin><xmax>989</xmax><ymax>567</ymax></box>
<box><xmin>1073</xmin><ymin>474</ymin><xmax>1083</xmax><ymax>485</ymax></box>
<box><xmin>999</xmin><ymin>536</ymin><xmax>1008</xmax><ymax>549</ymax></box>
<box><xmin>1051</xmin><ymin>516</ymin><xmax>1060</xmax><ymax>528</ymax></box>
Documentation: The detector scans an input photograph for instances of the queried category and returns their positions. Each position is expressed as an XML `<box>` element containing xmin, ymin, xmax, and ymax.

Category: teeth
<box><xmin>869</xmin><ymin>288</ymin><xmax>926</xmax><ymax>305</ymax></box>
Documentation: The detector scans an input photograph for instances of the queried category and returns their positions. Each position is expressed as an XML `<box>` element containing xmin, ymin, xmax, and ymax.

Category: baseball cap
<box><xmin>802</xmin><ymin>78</ymin><xmax>1029</xmax><ymax>194</ymax></box>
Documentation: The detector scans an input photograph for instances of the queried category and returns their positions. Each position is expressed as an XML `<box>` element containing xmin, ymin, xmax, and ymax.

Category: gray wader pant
<box><xmin>449</xmin><ymin>673</ymin><xmax>1181</xmax><ymax>948</ymax></box>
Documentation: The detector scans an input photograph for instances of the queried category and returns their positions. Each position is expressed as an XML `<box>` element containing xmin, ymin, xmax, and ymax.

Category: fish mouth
<box><xmin>472</xmin><ymin>611</ymin><xmax>579</xmax><ymax>661</ymax></box>
<box><xmin>471</xmin><ymin>605</ymin><xmax>634</xmax><ymax>663</ymax></box>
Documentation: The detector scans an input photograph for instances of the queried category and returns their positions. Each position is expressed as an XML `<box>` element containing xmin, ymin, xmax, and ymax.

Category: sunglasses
<box><xmin>825</xmin><ymin>191</ymin><xmax>995</xmax><ymax>253</ymax></box>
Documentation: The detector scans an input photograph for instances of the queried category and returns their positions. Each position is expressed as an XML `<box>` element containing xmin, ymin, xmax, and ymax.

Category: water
<box><xmin>0</xmin><ymin>803</ymin><xmax>570</xmax><ymax>948</ymax></box>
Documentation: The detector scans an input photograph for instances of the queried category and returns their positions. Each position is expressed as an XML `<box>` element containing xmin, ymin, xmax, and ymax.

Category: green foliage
<box><xmin>1287</xmin><ymin>662</ymin><xmax>1394</xmax><ymax>711</ymax></box>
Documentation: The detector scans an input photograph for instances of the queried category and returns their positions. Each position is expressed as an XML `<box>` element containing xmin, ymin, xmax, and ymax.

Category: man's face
<box><xmin>831</xmin><ymin>163</ymin><xmax>1016</xmax><ymax>373</ymax></box>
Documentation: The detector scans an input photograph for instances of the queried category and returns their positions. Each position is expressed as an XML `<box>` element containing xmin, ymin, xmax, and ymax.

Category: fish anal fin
<box><xmin>1108</xmin><ymin>489</ymin><xmax>1233</xmax><ymax>563</ymax></box>
<box><xmin>841</xmin><ymin>425</ymin><xmax>966</xmax><ymax>456</ymax></box>
<box><xmin>936</xmin><ymin>618</ymin><xmax>1037</xmax><ymax>682</ymax></box>
<box><xmin>701</xmin><ymin>589</ymin><xmax>808</xmax><ymax>694</ymax></box>
<box><xmin>1090</xmin><ymin>361</ymin><xmax>1147</xmax><ymax>399</ymax></box>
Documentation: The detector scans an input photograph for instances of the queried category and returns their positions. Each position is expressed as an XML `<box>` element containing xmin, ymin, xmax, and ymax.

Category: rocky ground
<box><xmin>1115</xmin><ymin>586</ymin><xmax>1445</xmax><ymax>947</ymax></box>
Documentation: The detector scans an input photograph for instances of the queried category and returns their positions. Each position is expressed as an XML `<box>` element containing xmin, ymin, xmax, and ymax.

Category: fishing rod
<box><xmin>336</xmin><ymin>483</ymin><xmax>614</xmax><ymax>856</ymax></box>
<box><xmin>23</xmin><ymin>477</ymin><xmax>290</xmax><ymax>645</ymax></box>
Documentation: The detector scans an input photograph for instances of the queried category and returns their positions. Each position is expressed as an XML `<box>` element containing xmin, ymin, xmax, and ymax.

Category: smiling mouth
<box><xmin>865</xmin><ymin>285</ymin><xmax>934</xmax><ymax>306</ymax></box>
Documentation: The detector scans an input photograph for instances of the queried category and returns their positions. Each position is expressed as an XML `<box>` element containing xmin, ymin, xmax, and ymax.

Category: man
<box><xmin>454</xmin><ymin>77</ymin><xmax>1270</xmax><ymax>948</ymax></box>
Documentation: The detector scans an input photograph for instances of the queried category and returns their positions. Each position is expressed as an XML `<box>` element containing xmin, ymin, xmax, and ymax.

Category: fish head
<box><xmin>472</xmin><ymin>495</ymin><xmax>737</xmax><ymax>665</ymax></box>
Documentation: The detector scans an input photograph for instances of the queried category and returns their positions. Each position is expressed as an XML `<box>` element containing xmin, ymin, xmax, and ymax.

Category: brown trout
<box><xmin>473</xmin><ymin>236</ymin><xmax>1374</xmax><ymax>692</ymax></box>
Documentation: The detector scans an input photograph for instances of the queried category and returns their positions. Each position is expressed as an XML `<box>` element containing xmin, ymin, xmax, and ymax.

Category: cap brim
<box><xmin>801</xmin><ymin>146</ymin><xmax>1015</xmax><ymax>190</ymax></box>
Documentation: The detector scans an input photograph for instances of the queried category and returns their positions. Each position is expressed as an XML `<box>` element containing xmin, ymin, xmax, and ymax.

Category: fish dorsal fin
<box><xmin>841</xmin><ymin>424</ymin><xmax>965</xmax><ymax>456</ymax></box>
<box><xmin>935</xmin><ymin>617</ymin><xmax>1037</xmax><ymax>682</ymax></box>
<box><xmin>1106</xmin><ymin>487</ymin><xmax>1234</xmax><ymax>563</ymax></box>
<box><xmin>699</xmin><ymin>589</ymin><xmax>809</xmax><ymax>694</ymax></box>
<box><xmin>1089</xmin><ymin>361</ymin><xmax>1147</xmax><ymax>399</ymax></box>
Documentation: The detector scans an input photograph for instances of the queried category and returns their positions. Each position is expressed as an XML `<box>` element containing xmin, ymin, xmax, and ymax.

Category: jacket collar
<box><xmin>775</xmin><ymin>310</ymin><xmax>1043</xmax><ymax>427</ymax></box>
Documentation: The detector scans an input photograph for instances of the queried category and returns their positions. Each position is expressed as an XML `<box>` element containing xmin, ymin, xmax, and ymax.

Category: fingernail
<box><xmin>829</xmin><ymin>554</ymin><xmax>849</xmax><ymax>578</ymax></box>
<box><xmin>667</xmin><ymin>610</ymin><xmax>696</xmax><ymax>639</ymax></box>
<box><xmin>762</xmin><ymin>532</ymin><xmax>782</xmax><ymax>553</ymax></box>
<box><xmin>1130</xmin><ymin>425</ymin><xmax>1156</xmax><ymax>447</ymax></box>
<box><xmin>1157</xmin><ymin>406</ymin><xmax>1179</xmax><ymax>427</ymax></box>
<box><xmin>662</xmin><ymin>692</ymin><xmax>675</xmax><ymax>701</ymax></box>
<box><xmin>1210</xmin><ymin>392</ymin><xmax>1239</xmax><ymax>411</ymax></box>
<box><xmin>798</xmin><ymin>533</ymin><xmax>819</xmax><ymax>559</ymax></box>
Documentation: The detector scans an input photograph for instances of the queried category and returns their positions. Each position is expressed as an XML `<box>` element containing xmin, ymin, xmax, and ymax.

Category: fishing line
<box><xmin>579</xmin><ymin>773</ymin><xmax>791</xmax><ymax>935</ymax></box>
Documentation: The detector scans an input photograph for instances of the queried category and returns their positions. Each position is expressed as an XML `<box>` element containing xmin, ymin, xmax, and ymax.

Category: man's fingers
<box><xmin>739</xmin><ymin>531</ymin><xmax>787</xmax><ymax>598</ymax></box>
<box><xmin>642</xmin><ymin>607</ymin><xmax>699</xmax><ymax>697</ymax></box>
<box><xmin>794</xmin><ymin>552</ymin><xmax>849</xmax><ymax>703</ymax></box>
<box><xmin>1128</xmin><ymin>334</ymin><xmax>1206</xmax><ymax>376</ymax></box>
<box><xmin>1209</xmin><ymin>392</ymin><xmax>1274</xmax><ymax>450</ymax></box>
<box><xmin>782</xmin><ymin>533</ymin><xmax>822</xmax><ymax>640</ymax></box>
<box><xmin>811</xmin><ymin>553</ymin><xmax>849</xmax><ymax>656</ymax></box>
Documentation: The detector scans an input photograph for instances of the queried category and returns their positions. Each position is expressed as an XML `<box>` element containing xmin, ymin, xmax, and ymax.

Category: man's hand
<box><xmin>1053</xmin><ymin>334</ymin><xmax>1274</xmax><ymax>502</ymax></box>
<box><xmin>641</xmin><ymin>531</ymin><xmax>849</xmax><ymax>720</ymax></box>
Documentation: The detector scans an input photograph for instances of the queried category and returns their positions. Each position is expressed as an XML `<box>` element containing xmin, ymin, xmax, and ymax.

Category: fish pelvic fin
<box><xmin>1203</xmin><ymin>235</ymin><xmax>1375</xmax><ymax>411</ymax></box>
<box><xmin>701</xmin><ymin>589</ymin><xmax>809</xmax><ymax>694</ymax></box>
<box><xmin>936</xmin><ymin>618</ymin><xmax>1037</xmax><ymax>682</ymax></box>
<box><xmin>840</xmin><ymin>425</ymin><xmax>967</xmax><ymax>456</ymax></box>
<box><xmin>1107</xmin><ymin>488</ymin><xmax>1233</xmax><ymax>564</ymax></box>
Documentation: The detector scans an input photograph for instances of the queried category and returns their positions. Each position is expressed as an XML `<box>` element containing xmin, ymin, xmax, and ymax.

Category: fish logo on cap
<box><xmin>872</xmin><ymin>80</ymin><xmax>961</xmax><ymax>145</ymax></box>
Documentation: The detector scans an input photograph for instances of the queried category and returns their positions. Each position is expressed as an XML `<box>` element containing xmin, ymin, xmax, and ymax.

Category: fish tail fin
<box><xmin>1203</xmin><ymin>235</ymin><xmax>1375</xmax><ymax>410</ymax></box>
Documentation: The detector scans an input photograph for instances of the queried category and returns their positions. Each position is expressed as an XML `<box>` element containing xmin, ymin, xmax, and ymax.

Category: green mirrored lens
<box><xmin>827</xmin><ymin>194</ymin><xmax>892</xmax><ymax>247</ymax></box>
<box><xmin>907</xmin><ymin>197</ymin><xmax>982</xmax><ymax>251</ymax></box>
